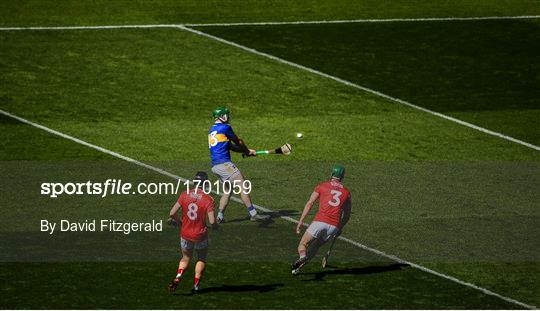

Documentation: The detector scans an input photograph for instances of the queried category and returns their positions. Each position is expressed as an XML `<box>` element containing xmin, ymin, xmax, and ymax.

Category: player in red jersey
<box><xmin>167</xmin><ymin>171</ymin><xmax>217</xmax><ymax>293</ymax></box>
<box><xmin>291</xmin><ymin>165</ymin><xmax>351</xmax><ymax>274</ymax></box>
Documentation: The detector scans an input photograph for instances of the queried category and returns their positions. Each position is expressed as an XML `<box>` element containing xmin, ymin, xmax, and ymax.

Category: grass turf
<box><xmin>1</xmin><ymin>262</ymin><xmax>525</xmax><ymax>309</ymax></box>
<box><xmin>0</xmin><ymin>29</ymin><xmax>537</xmax><ymax>161</ymax></box>
<box><xmin>1</xmin><ymin>1</ymin><xmax>539</xmax><ymax>309</ymax></box>
<box><xmin>197</xmin><ymin>19</ymin><xmax>540</xmax><ymax>145</ymax></box>
<box><xmin>0</xmin><ymin>118</ymin><xmax>525</xmax><ymax>309</ymax></box>
<box><xmin>1</xmin><ymin>0</ymin><xmax>540</xmax><ymax>26</ymax></box>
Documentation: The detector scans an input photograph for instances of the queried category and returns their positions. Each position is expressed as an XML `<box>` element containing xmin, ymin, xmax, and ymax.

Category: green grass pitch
<box><xmin>1</xmin><ymin>1</ymin><xmax>539</xmax><ymax>309</ymax></box>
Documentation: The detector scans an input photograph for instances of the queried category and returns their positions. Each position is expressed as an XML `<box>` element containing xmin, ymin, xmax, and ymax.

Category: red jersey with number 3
<box><xmin>177</xmin><ymin>190</ymin><xmax>214</xmax><ymax>242</ymax></box>
<box><xmin>313</xmin><ymin>180</ymin><xmax>351</xmax><ymax>227</ymax></box>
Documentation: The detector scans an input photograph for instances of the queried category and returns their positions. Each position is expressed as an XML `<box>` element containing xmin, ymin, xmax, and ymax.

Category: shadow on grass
<box><xmin>0</xmin><ymin>113</ymin><xmax>20</xmax><ymax>124</ymax></box>
<box><xmin>266</xmin><ymin>209</ymin><xmax>299</xmax><ymax>218</ymax></box>
<box><xmin>301</xmin><ymin>263</ymin><xmax>409</xmax><ymax>281</ymax></box>
<box><xmin>180</xmin><ymin>283</ymin><xmax>284</xmax><ymax>295</ymax></box>
<box><xmin>225</xmin><ymin>209</ymin><xmax>298</xmax><ymax>228</ymax></box>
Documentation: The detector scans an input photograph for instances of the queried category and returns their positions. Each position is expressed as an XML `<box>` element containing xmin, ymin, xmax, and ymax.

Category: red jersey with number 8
<box><xmin>177</xmin><ymin>190</ymin><xmax>214</xmax><ymax>242</ymax></box>
<box><xmin>313</xmin><ymin>180</ymin><xmax>351</xmax><ymax>227</ymax></box>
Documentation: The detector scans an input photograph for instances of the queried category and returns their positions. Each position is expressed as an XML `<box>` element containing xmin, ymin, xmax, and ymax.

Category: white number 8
<box><xmin>328</xmin><ymin>190</ymin><xmax>342</xmax><ymax>207</ymax></box>
<box><xmin>208</xmin><ymin>131</ymin><xmax>218</xmax><ymax>148</ymax></box>
<box><xmin>187</xmin><ymin>203</ymin><xmax>198</xmax><ymax>220</ymax></box>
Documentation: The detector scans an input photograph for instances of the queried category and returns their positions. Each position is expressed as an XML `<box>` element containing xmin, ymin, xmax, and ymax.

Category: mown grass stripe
<box><xmin>180</xmin><ymin>25</ymin><xmax>540</xmax><ymax>152</ymax></box>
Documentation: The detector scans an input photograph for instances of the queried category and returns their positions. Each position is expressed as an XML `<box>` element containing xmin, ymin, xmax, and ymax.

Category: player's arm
<box><xmin>338</xmin><ymin>197</ymin><xmax>352</xmax><ymax>234</ymax></box>
<box><xmin>168</xmin><ymin>202</ymin><xmax>181</xmax><ymax>226</ymax></box>
<box><xmin>229</xmin><ymin>134</ymin><xmax>256</xmax><ymax>156</ymax></box>
<box><xmin>206</xmin><ymin>201</ymin><xmax>219</xmax><ymax>230</ymax></box>
<box><xmin>296</xmin><ymin>191</ymin><xmax>319</xmax><ymax>234</ymax></box>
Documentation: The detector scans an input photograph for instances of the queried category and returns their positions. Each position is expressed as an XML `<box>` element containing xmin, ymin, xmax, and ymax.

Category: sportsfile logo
<box><xmin>40</xmin><ymin>179</ymin><xmax>183</xmax><ymax>198</ymax></box>
<box><xmin>40</xmin><ymin>179</ymin><xmax>253</xmax><ymax>198</ymax></box>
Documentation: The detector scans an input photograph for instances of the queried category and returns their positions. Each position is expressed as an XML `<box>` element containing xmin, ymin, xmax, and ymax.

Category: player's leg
<box><xmin>306</xmin><ymin>222</ymin><xmax>339</xmax><ymax>261</ymax></box>
<box><xmin>177</xmin><ymin>247</ymin><xmax>192</xmax><ymax>279</ymax></box>
<box><xmin>303</xmin><ymin>221</ymin><xmax>330</xmax><ymax>260</ymax></box>
<box><xmin>292</xmin><ymin>230</ymin><xmax>316</xmax><ymax>274</ymax></box>
<box><xmin>231</xmin><ymin>170</ymin><xmax>270</xmax><ymax>221</ymax></box>
<box><xmin>211</xmin><ymin>162</ymin><xmax>237</xmax><ymax>223</ymax></box>
<box><xmin>212</xmin><ymin>161</ymin><xmax>267</xmax><ymax>222</ymax></box>
<box><xmin>318</xmin><ymin>223</ymin><xmax>340</xmax><ymax>267</ymax></box>
<box><xmin>169</xmin><ymin>239</ymin><xmax>193</xmax><ymax>292</ymax></box>
<box><xmin>217</xmin><ymin>191</ymin><xmax>230</xmax><ymax>223</ymax></box>
<box><xmin>306</xmin><ymin>235</ymin><xmax>325</xmax><ymax>261</ymax></box>
<box><xmin>298</xmin><ymin>230</ymin><xmax>316</xmax><ymax>260</ymax></box>
<box><xmin>192</xmin><ymin>240</ymin><xmax>208</xmax><ymax>293</ymax></box>
<box><xmin>228</xmin><ymin>172</ymin><xmax>258</xmax><ymax>220</ymax></box>
<box><xmin>292</xmin><ymin>222</ymin><xmax>328</xmax><ymax>274</ymax></box>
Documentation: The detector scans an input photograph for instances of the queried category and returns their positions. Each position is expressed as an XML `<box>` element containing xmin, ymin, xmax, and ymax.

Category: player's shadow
<box><xmin>180</xmin><ymin>283</ymin><xmax>284</xmax><ymax>295</ymax></box>
<box><xmin>227</xmin><ymin>209</ymin><xmax>298</xmax><ymax>222</ymax></box>
<box><xmin>268</xmin><ymin>209</ymin><xmax>298</xmax><ymax>218</ymax></box>
<box><xmin>225</xmin><ymin>215</ymin><xmax>274</xmax><ymax>227</ymax></box>
<box><xmin>225</xmin><ymin>216</ymin><xmax>251</xmax><ymax>223</ymax></box>
<box><xmin>301</xmin><ymin>263</ymin><xmax>409</xmax><ymax>282</ymax></box>
<box><xmin>225</xmin><ymin>210</ymin><xmax>297</xmax><ymax>228</ymax></box>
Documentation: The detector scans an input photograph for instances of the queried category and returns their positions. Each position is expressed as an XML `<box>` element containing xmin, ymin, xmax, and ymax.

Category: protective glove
<box><xmin>167</xmin><ymin>217</ymin><xmax>179</xmax><ymax>227</ymax></box>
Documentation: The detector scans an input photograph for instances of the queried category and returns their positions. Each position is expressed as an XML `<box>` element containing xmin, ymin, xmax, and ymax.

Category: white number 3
<box><xmin>187</xmin><ymin>203</ymin><xmax>198</xmax><ymax>220</ymax></box>
<box><xmin>208</xmin><ymin>131</ymin><xmax>218</xmax><ymax>148</ymax></box>
<box><xmin>328</xmin><ymin>190</ymin><xmax>342</xmax><ymax>207</ymax></box>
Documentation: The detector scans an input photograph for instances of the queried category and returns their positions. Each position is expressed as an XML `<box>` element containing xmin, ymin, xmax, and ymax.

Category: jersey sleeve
<box><xmin>177</xmin><ymin>191</ymin><xmax>186</xmax><ymax>205</ymax></box>
<box><xmin>223</xmin><ymin>124</ymin><xmax>236</xmax><ymax>139</ymax></box>
<box><xmin>314</xmin><ymin>183</ymin><xmax>323</xmax><ymax>194</ymax></box>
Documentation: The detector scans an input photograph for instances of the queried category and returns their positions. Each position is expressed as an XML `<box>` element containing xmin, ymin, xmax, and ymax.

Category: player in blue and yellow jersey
<box><xmin>208</xmin><ymin>106</ymin><xmax>268</xmax><ymax>222</ymax></box>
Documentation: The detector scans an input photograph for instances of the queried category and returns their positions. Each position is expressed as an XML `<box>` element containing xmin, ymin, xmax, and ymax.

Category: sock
<box><xmin>299</xmin><ymin>250</ymin><xmax>306</xmax><ymax>259</ymax></box>
<box><xmin>218</xmin><ymin>211</ymin><xmax>224</xmax><ymax>218</ymax></box>
<box><xmin>194</xmin><ymin>277</ymin><xmax>200</xmax><ymax>287</ymax></box>
<box><xmin>247</xmin><ymin>205</ymin><xmax>257</xmax><ymax>217</ymax></box>
<box><xmin>176</xmin><ymin>268</ymin><xmax>184</xmax><ymax>279</ymax></box>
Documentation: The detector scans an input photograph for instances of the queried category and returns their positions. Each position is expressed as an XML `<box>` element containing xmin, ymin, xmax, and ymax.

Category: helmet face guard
<box><xmin>331</xmin><ymin>164</ymin><xmax>345</xmax><ymax>180</ymax></box>
<box><xmin>218</xmin><ymin>114</ymin><xmax>229</xmax><ymax>123</ymax></box>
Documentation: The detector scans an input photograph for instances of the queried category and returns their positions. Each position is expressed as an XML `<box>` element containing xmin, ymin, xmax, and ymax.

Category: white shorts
<box><xmin>180</xmin><ymin>237</ymin><xmax>208</xmax><ymax>250</ymax></box>
<box><xmin>211</xmin><ymin>161</ymin><xmax>241</xmax><ymax>181</ymax></box>
<box><xmin>307</xmin><ymin>221</ymin><xmax>339</xmax><ymax>242</ymax></box>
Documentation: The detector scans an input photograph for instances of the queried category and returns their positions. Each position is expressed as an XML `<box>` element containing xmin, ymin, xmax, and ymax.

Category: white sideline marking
<box><xmin>179</xmin><ymin>25</ymin><xmax>540</xmax><ymax>152</ymax></box>
<box><xmin>0</xmin><ymin>110</ymin><xmax>184</xmax><ymax>182</ymax></box>
<box><xmin>0</xmin><ymin>15</ymin><xmax>539</xmax><ymax>31</ymax></box>
<box><xmin>0</xmin><ymin>20</ymin><xmax>538</xmax><ymax>150</ymax></box>
<box><xmin>0</xmin><ymin>108</ymin><xmax>536</xmax><ymax>309</ymax></box>
<box><xmin>0</xmin><ymin>24</ymin><xmax>180</xmax><ymax>31</ymax></box>
<box><xmin>186</xmin><ymin>15</ymin><xmax>540</xmax><ymax>27</ymax></box>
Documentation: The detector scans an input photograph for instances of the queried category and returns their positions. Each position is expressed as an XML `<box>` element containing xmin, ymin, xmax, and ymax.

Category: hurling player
<box><xmin>292</xmin><ymin>165</ymin><xmax>352</xmax><ymax>274</ymax></box>
<box><xmin>208</xmin><ymin>106</ymin><xmax>268</xmax><ymax>222</ymax></box>
<box><xmin>168</xmin><ymin>171</ymin><xmax>217</xmax><ymax>293</ymax></box>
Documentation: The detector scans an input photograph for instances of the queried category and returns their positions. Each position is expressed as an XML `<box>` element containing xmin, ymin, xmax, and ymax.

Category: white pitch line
<box><xmin>0</xmin><ymin>24</ymin><xmax>182</xmax><ymax>31</ymax></box>
<box><xmin>0</xmin><ymin>20</ymin><xmax>540</xmax><ymax>151</ymax></box>
<box><xmin>185</xmin><ymin>15</ymin><xmax>540</xmax><ymax>27</ymax></box>
<box><xmin>1</xmin><ymin>15</ymin><xmax>539</xmax><ymax>31</ymax></box>
<box><xmin>0</xmin><ymin>109</ymin><xmax>185</xmax><ymax>182</ymax></box>
<box><xmin>179</xmin><ymin>25</ymin><xmax>540</xmax><ymax>152</ymax></box>
<box><xmin>0</xmin><ymin>108</ymin><xmax>536</xmax><ymax>309</ymax></box>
